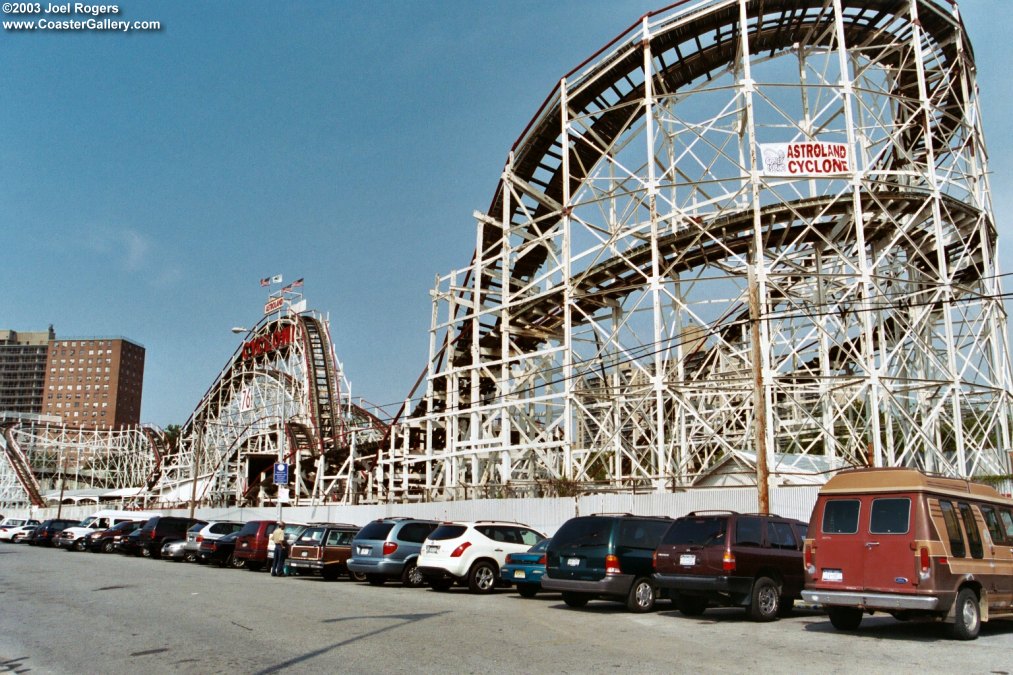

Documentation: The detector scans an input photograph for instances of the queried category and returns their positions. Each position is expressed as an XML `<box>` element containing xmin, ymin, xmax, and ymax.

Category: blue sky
<box><xmin>3</xmin><ymin>0</ymin><xmax>1011</xmax><ymax>428</ymax></box>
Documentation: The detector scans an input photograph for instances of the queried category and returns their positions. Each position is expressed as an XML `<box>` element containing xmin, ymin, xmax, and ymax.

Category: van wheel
<box><xmin>748</xmin><ymin>576</ymin><xmax>780</xmax><ymax>622</ymax></box>
<box><xmin>827</xmin><ymin>607</ymin><xmax>863</xmax><ymax>631</ymax></box>
<box><xmin>102</xmin><ymin>541</ymin><xmax>114</xmax><ymax>554</ymax></box>
<box><xmin>627</xmin><ymin>577</ymin><xmax>656</xmax><ymax>613</ymax></box>
<box><xmin>676</xmin><ymin>595</ymin><xmax>708</xmax><ymax>616</ymax></box>
<box><xmin>140</xmin><ymin>546</ymin><xmax>152</xmax><ymax>558</ymax></box>
<box><xmin>401</xmin><ymin>561</ymin><xmax>425</xmax><ymax>588</ymax></box>
<box><xmin>468</xmin><ymin>561</ymin><xmax>497</xmax><ymax>594</ymax></box>
<box><xmin>950</xmin><ymin>588</ymin><xmax>981</xmax><ymax>640</ymax></box>
<box><xmin>562</xmin><ymin>592</ymin><xmax>590</xmax><ymax>608</ymax></box>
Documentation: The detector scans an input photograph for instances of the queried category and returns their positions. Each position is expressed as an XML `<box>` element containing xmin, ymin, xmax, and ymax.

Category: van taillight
<box><xmin>918</xmin><ymin>547</ymin><xmax>931</xmax><ymax>581</ymax></box>
<box><xmin>652</xmin><ymin>550</ymin><xmax>658</xmax><ymax>571</ymax></box>
<box><xmin>605</xmin><ymin>554</ymin><xmax>621</xmax><ymax>576</ymax></box>
<box><xmin>804</xmin><ymin>544</ymin><xmax>815</xmax><ymax>576</ymax></box>
<box><xmin>383</xmin><ymin>541</ymin><xmax>398</xmax><ymax>556</ymax></box>
<box><xmin>451</xmin><ymin>542</ymin><xmax>471</xmax><ymax>557</ymax></box>
<box><xmin>722</xmin><ymin>550</ymin><xmax>736</xmax><ymax>573</ymax></box>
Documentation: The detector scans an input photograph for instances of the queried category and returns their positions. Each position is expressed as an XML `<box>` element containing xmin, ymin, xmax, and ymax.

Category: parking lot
<box><xmin>1</xmin><ymin>544</ymin><xmax>1011</xmax><ymax>674</ymax></box>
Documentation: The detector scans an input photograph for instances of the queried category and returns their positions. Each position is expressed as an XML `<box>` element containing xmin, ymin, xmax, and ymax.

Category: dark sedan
<box><xmin>198</xmin><ymin>532</ymin><xmax>244</xmax><ymax>568</ymax></box>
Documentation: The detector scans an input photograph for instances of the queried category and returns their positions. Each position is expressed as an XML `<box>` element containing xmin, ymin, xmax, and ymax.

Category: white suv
<box><xmin>417</xmin><ymin>521</ymin><xmax>545</xmax><ymax>593</ymax></box>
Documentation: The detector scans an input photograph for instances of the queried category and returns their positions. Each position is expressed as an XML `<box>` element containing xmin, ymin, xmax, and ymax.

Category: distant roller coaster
<box><xmin>2</xmin><ymin>0</ymin><xmax>1010</xmax><ymax>511</ymax></box>
<box><xmin>379</xmin><ymin>0</ymin><xmax>1013</xmax><ymax>500</ymax></box>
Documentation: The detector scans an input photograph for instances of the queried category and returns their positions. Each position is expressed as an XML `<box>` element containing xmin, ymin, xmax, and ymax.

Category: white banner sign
<box><xmin>239</xmin><ymin>387</ymin><xmax>254</xmax><ymax>413</ymax></box>
<box><xmin>760</xmin><ymin>142</ymin><xmax>850</xmax><ymax>176</ymax></box>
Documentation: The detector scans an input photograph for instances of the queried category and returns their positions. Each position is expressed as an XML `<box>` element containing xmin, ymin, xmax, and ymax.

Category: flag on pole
<box><xmin>281</xmin><ymin>283</ymin><xmax>292</xmax><ymax>293</ymax></box>
<box><xmin>290</xmin><ymin>278</ymin><xmax>304</xmax><ymax>288</ymax></box>
<box><xmin>259</xmin><ymin>277</ymin><xmax>270</xmax><ymax>287</ymax></box>
<box><xmin>271</xmin><ymin>274</ymin><xmax>283</xmax><ymax>284</ymax></box>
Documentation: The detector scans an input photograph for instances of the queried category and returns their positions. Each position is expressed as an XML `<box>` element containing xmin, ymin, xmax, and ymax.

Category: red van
<box><xmin>232</xmin><ymin>520</ymin><xmax>278</xmax><ymax>570</ymax></box>
<box><xmin>802</xmin><ymin>467</ymin><xmax>1013</xmax><ymax>639</ymax></box>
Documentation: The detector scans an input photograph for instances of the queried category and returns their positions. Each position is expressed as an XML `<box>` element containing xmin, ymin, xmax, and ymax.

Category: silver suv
<box><xmin>186</xmin><ymin>520</ymin><xmax>244</xmax><ymax>563</ymax></box>
<box><xmin>347</xmin><ymin>518</ymin><xmax>440</xmax><ymax>587</ymax></box>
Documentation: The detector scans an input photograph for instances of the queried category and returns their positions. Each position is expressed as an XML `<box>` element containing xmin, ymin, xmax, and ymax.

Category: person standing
<box><xmin>270</xmin><ymin>521</ymin><xmax>288</xmax><ymax>576</ymax></box>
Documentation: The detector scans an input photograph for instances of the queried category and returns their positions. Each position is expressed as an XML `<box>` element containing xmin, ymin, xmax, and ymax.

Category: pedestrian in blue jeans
<box><xmin>270</xmin><ymin>522</ymin><xmax>288</xmax><ymax>576</ymax></box>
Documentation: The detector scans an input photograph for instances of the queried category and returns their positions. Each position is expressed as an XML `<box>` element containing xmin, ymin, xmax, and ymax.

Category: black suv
<box><xmin>652</xmin><ymin>510</ymin><xmax>807</xmax><ymax>621</ymax></box>
<box><xmin>542</xmin><ymin>514</ymin><xmax>672</xmax><ymax>612</ymax></box>
<box><xmin>28</xmin><ymin>518</ymin><xmax>80</xmax><ymax>547</ymax></box>
<box><xmin>136</xmin><ymin>516</ymin><xmax>205</xmax><ymax>558</ymax></box>
<box><xmin>347</xmin><ymin>518</ymin><xmax>440</xmax><ymax>587</ymax></box>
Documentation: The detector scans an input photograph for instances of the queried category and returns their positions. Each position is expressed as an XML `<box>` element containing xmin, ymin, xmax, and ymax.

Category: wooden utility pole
<box><xmin>748</xmin><ymin>264</ymin><xmax>770</xmax><ymax>514</ymax></box>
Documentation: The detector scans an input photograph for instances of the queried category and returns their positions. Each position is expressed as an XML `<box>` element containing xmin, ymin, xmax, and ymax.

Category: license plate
<box><xmin>357</xmin><ymin>546</ymin><xmax>371</xmax><ymax>556</ymax></box>
<box><xmin>514</xmin><ymin>570</ymin><xmax>526</xmax><ymax>579</ymax></box>
<box><xmin>427</xmin><ymin>545</ymin><xmax>439</xmax><ymax>553</ymax></box>
<box><xmin>567</xmin><ymin>557</ymin><xmax>580</xmax><ymax>567</ymax></box>
<box><xmin>241</xmin><ymin>542</ymin><xmax>248</xmax><ymax>548</ymax></box>
<box><xmin>679</xmin><ymin>554</ymin><xmax>696</xmax><ymax>566</ymax></box>
<box><xmin>301</xmin><ymin>551</ymin><xmax>307</xmax><ymax>557</ymax></box>
<box><xmin>822</xmin><ymin>569</ymin><xmax>843</xmax><ymax>582</ymax></box>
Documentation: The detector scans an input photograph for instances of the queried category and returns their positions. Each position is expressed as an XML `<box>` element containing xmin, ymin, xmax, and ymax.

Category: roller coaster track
<box><xmin>469</xmin><ymin>0</ymin><xmax>971</xmax><ymax>353</ymax></box>
<box><xmin>0</xmin><ymin>422</ymin><xmax>46</xmax><ymax>508</ymax></box>
<box><xmin>139</xmin><ymin>425</ymin><xmax>165</xmax><ymax>490</ymax></box>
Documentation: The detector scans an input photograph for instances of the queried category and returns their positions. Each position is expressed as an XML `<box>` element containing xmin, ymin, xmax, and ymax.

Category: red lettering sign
<box><xmin>241</xmin><ymin>325</ymin><xmax>295</xmax><ymax>361</ymax></box>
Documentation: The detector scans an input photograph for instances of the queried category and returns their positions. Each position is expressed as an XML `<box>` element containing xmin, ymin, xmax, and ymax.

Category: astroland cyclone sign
<box><xmin>760</xmin><ymin>142</ymin><xmax>851</xmax><ymax>176</ymax></box>
<box><xmin>242</xmin><ymin>324</ymin><xmax>295</xmax><ymax>361</ymax></box>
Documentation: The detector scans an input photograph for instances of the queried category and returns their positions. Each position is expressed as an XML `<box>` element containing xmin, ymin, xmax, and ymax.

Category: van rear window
<box><xmin>662</xmin><ymin>517</ymin><xmax>726</xmax><ymax>546</ymax></box>
<box><xmin>939</xmin><ymin>501</ymin><xmax>966</xmax><ymax>558</ymax></box>
<box><xmin>870</xmin><ymin>498</ymin><xmax>909</xmax><ymax>534</ymax></box>
<box><xmin>822</xmin><ymin>499</ymin><xmax>860</xmax><ymax>534</ymax></box>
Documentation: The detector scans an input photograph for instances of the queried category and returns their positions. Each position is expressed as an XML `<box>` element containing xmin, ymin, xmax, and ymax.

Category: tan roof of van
<box><xmin>820</xmin><ymin>467</ymin><xmax>1010</xmax><ymax>504</ymax></box>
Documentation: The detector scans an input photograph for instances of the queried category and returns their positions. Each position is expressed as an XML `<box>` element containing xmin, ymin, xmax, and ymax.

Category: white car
<box><xmin>417</xmin><ymin>521</ymin><xmax>545</xmax><ymax>593</ymax></box>
<box><xmin>0</xmin><ymin>519</ymin><xmax>40</xmax><ymax>542</ymax></box>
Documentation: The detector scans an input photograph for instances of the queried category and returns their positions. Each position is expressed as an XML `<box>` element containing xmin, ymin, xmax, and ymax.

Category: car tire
<box><xmin>230</xmin><ymin>554</ymin><xmax>246</xmax><ymax>569</ymax></box>
<box><xmin>748</xmin><ymin>576</ymin><xmax>780</xmax><ymax>622</ymax></box>
<box><xmin>467</xmin><ymin>561</ymin><xmax>498</xmax><ymax>594</ymax></box>
<box><xmin>401</xmin><ymin>561</ymin><xmax>425</xmax><ymax>588</ymax></box>
<box><xmin>350</xmin><ymin>571</ymin><xmax>368</xmax><ymax>582</ymax></box>
<box><xmin>140</xmin><ymin>545</ymin><xmax>152</xmax><ymax>558</ymax></box>
<box><xmin>626</xmin><ymin>577</ymin><xmax>656</xmax><ymax>613</ymax></box>
<box><xmin>367</xmin><ymin>574</ymin><xmax>386</xmax><ymax>586</ymax></box>
<box><xmin>429</xmin><ymin>578</ymin><xmax>454</xmax><ymax>592</ymax></box>
<box><xmin>74</xmin><ymin>539</ymin><xmax>87</xmax><ymax>552</ymax></box>
<box><xmin>827</xmin><ymin>606</ymin><xmax>863</xmax><ymax>631</ymax></box>
<box><xmin>562</xmin><ymin>592</ymin><xmax>590</xmax><ymax>608</ymax></box>
<box><xmin>184</xmin><ymin>552</ymin><xmax>197</xmax><ymax>563</ymax></box>
<box><xmin>950</xmin><ymin>588</ymin><xmax>981</xmax><ymax>640</ymax></box>
<box><xmin>517</xmin><ymin>584</ymin><xmax>538</xmax><ymax>598</ymax></box>
<box><xmin>676</xmin><ymin>595</ymin><xmax>708</xmax><ymax>616</ymax></box>
<box><xmin>101</xmin><ymin>541</ymin><xmax>115</xmax><ymax>553</ymax></box>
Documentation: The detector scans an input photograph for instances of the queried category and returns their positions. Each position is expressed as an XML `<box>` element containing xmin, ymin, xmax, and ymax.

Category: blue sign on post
<box><xmin>273</xmin><ymin>462</ymin><xmax>289</xmax><ymax>485</ymax></box>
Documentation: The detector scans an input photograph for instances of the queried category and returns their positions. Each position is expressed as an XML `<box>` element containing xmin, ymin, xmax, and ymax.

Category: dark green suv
<box><xmin>542</xmin><ymin>514</ymin><xmax>672</xmax><ymax>612</ymax></box>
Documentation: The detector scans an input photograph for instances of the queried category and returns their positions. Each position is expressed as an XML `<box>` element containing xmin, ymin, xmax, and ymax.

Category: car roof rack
<box><xmin>687</xmin><ymin>510</ymin><xmax>739</xmax><ymax>516</ymax></box>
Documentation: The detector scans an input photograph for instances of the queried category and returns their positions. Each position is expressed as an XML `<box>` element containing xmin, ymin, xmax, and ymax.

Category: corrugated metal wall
<box><xmin>18</xmin><ymin>486</ymin><xmax>821</xmax><ymax>536</ymax></box>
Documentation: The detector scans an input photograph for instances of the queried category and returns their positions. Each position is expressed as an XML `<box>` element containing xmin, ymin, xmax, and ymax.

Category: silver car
<box><xmin>186</xmin><ymin>520</ymin><xmax>244</xmax><ymax>563</ymax></box>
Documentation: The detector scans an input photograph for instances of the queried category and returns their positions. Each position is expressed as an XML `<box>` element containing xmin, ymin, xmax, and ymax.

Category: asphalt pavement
<box><xmin>1</xmin><ymin>543</ymin><xmax>1011</xmax><ymax>674</ymax></box>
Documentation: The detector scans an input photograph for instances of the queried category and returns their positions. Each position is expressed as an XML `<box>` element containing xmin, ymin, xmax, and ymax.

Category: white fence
<box><xmin>11</xmin><ymin>486</ymin><xmax>821</xmax><ymax>535</ymax></box>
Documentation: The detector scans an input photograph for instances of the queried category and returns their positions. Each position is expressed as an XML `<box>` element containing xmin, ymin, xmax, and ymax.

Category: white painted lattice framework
<box><xmin>386</xmin><ymin>0</ymin><xmax>1013</xmax><ymax>500</ymax></box>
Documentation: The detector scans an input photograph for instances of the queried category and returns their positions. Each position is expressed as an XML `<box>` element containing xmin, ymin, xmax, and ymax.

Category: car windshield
<box><xmin>357</xmin><ymin>521</ymin><xmax>396</xmax><ymax>540</ymax></box>
<box><xmin>235</xmin><ymin>522</ymin><xmax>262</xmax><ymax>537</ymax></box>
<box><xmin>661</xmin><ymin>517</ymin><xmax>727</xmax><ymax>546</ymax></box>
<box><xmin>297</xmin><ymin>527</ymin><xmax>326</xmax><ymax>543</ymax></box>
<box><xmin>551</xmin><ymin>517</ymin><xmax>612</xmax><ymax>547</ymax></box>
<box><xmin>429</xmin><ymin>525</ymin><xmax>468</xmax><ymax>540</ymax></box>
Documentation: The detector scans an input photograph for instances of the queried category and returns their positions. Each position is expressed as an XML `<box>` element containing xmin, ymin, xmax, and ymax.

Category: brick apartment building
<box><xmin>0</xmin><ymin>328</ymin><xmax>145</xmax><ymax>429</ymax></box>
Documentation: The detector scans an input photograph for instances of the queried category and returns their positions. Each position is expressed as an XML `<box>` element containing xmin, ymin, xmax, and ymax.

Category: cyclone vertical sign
<box><xmin>759</xmin><ymin>141</ymin><xmax>851</xmax><ymax>176</ymax></box>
